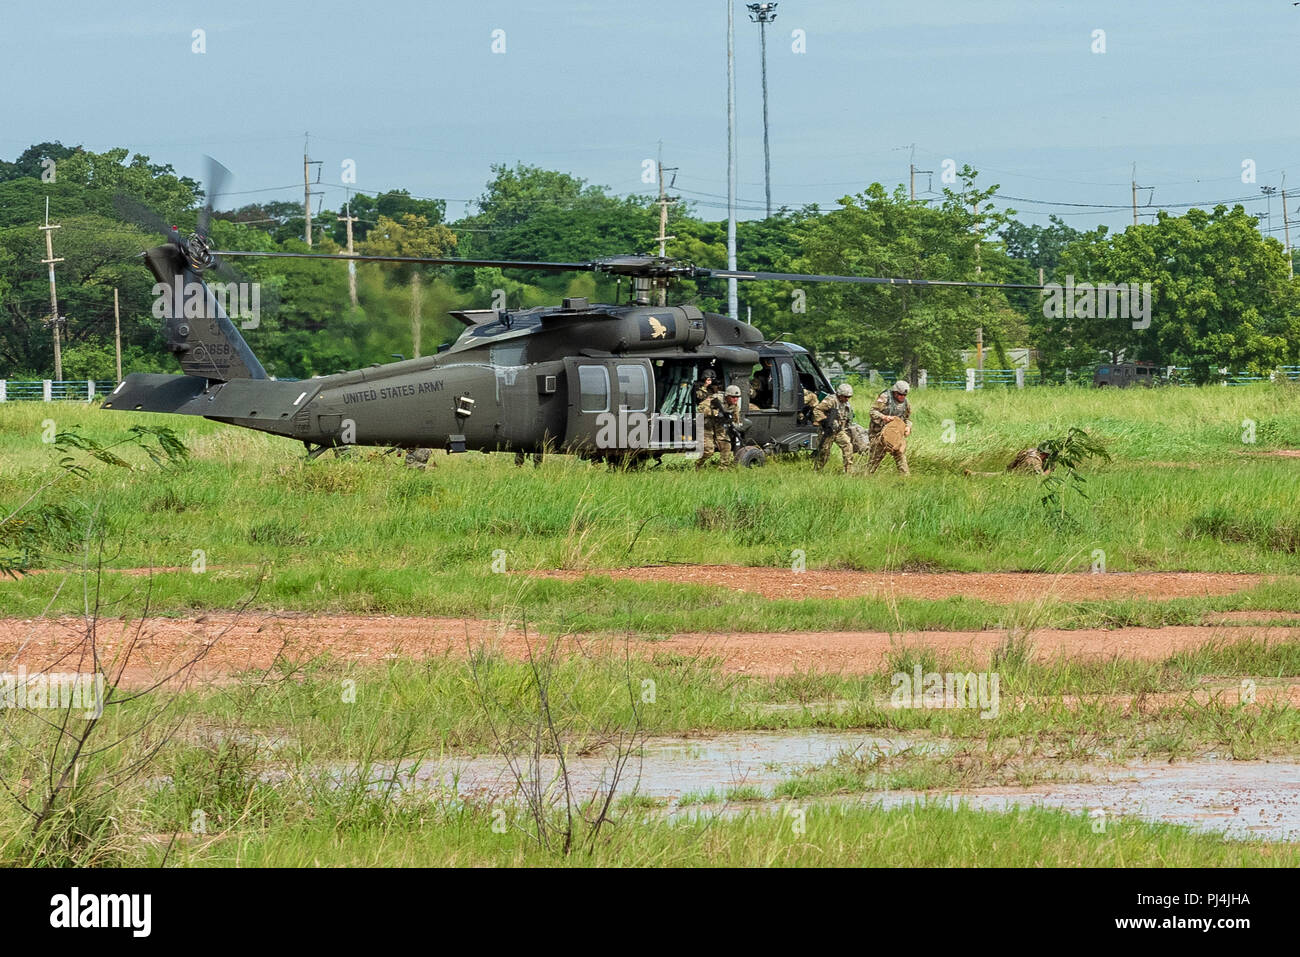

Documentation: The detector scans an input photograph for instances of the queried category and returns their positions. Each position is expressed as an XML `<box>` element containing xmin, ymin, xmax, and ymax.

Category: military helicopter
<box><xmin>103</xmin><ymin>166</ymin><xmax>1044</xmax><ymax>466</ymax></box>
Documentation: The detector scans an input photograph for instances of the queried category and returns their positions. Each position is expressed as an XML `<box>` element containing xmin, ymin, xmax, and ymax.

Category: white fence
<box><xmin>0</xmin><ymin>380</ymin><xmax>117</xmax><ymax>402</ymax></box>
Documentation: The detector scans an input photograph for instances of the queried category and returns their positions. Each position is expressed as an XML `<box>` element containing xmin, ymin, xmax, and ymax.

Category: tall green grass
<box><xmin>2</xmin><ymin>384</ymin><xmax>1299</xmax><ymax>620</ymax></box>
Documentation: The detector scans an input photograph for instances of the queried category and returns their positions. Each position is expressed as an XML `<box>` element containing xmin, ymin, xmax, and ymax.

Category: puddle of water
<box><xmin>387</xmin><ymin>730</ymin><xmax>933</xmax><ymax>804</ymax></box>
<box><xmin>329</xmin><ymin>729</ymin><xmax>1300</xmax><ymax>842</ymax></box>
<box><xmin>884</xmin><ymin>761</ymin><xmax>1300</xmax><ymax>842</ymax></box>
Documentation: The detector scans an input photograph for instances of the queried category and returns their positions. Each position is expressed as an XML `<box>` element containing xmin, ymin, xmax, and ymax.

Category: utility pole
<box><xmin>1128</xmin><ymin>165</ymin><xmax>1153</xmax><ymax>227</ymax></box>
<box><xmin>907</xmin><ymin>144</ymin><xmax>932</xmax><ymax>202</ymax></box>
<box><xmin>113</xmin><ymin>287</ymin><xmax>122</xmax><ymax>382</ymax></box>
<box><xmin>973</xmin><ymin>197</ymin><xmax>983</xmax><ymax>381</ymax></box>
<box><xmin>338</xmin><ymin>198</ymin><xmax>359</xmax><ymax>306</ymax></box>
<box><xmin>1282</xmin><ymin>173</ymin><xmax>1294</xmax><ymax>280</ymax></box>
<box><xmin>654</xmin><ymin>148</ymin><xmax>679</xmax><ymax>307</ymax></box>
<box><xmin>39</xmin><ymin>197</ymin><xmax>64</xmax><ymax>381</ymax></box>
<box><xmin>747</xmin><ymin>3</ymin><xmax>777</xmax><ymax>219</ymax></box>
<box><xmin>303</xmin><ymin>133</ymin><xmax>323</xmax><ymax>246</ymax></box>
<box><xmin>410</xmin><ymin>272</ymin><xmax>423</xmax><ymax>358</ymax></box>
<box><xmin>726</xmin><ymin>0</ymin><xmax>739</xmax><ymax>320</ymax></box>
<box><xmin>1131</xmin><ymin>162</ymin><xmax>1139</xmax><ymax>227</ymax></box>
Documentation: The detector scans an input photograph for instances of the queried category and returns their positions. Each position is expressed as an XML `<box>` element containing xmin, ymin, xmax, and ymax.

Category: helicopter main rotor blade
<box><xmin>697</xmin><ymin>268</ymin><xmax>1047</xmax><ymax>291</ymax></box>
<box><xmin>197</xmin><ymin>155</ymin><xmax>232</xmax><ymax>239</ymax></box>
<box><xmin>113</xmin><ymin>194</ymin><xmax>179</xmax><ymax>240</ymax></box>
<box><xmin>212</xmin><ymin>250</ymin><xmax>593</xmax><ymax>271</ymax></box>
<box><xmin>211</xmin><ymin>250</ymin><xmax>1048</xmax><ymax>291</ymax></box>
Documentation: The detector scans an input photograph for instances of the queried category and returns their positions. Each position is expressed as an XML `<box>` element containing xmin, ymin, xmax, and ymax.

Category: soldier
<box><xmin>404</xmin><ymin>447</ymin><xmax>435</xmax><ymax>469</ymax></box>
<box><xmin>749</xmin><ymin>358</ymin><xmax>775</xmax><ymax>409</ymax></box>
<box><xmin>964</xmin><ymin>446</ymin><xmax>1050</xmax><ymax>477</ymax></box>
<box><xmin>866</xmin><ymin>379</ymin><xmax>912</xmax><ymax>475</ymax></box>
<box><xmin>696</xmin><ymin>383</ymin><xmax>742</xmax><ymax>469</ymax></box>
<box><xmin>812</xmin><ymin>383</ymin><xmax>855</xmax><ymax>473</ymax></box>
<box><xmin>798</xmin><ymin>386</ymin><xmax>819</xmax><ymax>425</ymax></box>
<box><xmin>1007</xmin><ymin>446</ymin><xmax>1049</xmax><ymax>474</ymax></box>
<box><xmin>694</xmin><ymin>368</ymin><xmax>720</xmax><ymax>404</ymax></box>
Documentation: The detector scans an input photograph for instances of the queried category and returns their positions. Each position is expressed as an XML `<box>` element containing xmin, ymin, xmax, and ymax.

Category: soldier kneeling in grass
<box><xmin>964</xmin><ymin>446</ymin><xmax>1050</xmax><ymax>477</ymax></box>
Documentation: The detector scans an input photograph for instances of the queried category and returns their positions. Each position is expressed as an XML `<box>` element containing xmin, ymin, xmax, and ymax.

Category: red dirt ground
<box><xmin>2</xmin><ymin>613</ymin><xmax>1297</xmax><ymax>683</ymax></box>
<box><xmin>529</xmin><ymin>567</ymin><xmax>1277</xmax><ymax>603</ymax></box>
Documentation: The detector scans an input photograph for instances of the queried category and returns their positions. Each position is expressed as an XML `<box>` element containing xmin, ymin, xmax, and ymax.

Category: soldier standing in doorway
<box><xmin>696</xmin><ymin>383</ymin><xmax>742</xmax><ymax>469</ymax></box>
<box><xmin>694</xmin><ymin>368</ymin><xmax>720</xmax><ymax>404</ymax></box>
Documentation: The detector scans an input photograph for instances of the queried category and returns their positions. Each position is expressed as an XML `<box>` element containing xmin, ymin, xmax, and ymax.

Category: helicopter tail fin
<box><xmin>144</xmin><ymin>242</ymin><xmax>268</xmax><ymax>382</ymax></box>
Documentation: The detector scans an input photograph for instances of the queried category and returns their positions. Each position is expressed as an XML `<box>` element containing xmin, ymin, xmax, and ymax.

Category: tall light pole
<box><xmin>726</xmin><ymin>0</ymin><xmax>738</xmax><ymax>320</ymax></box>
<box><xmin>747</xmin><ymin>3</ymin><xmax>777</xmax><ymax>219</ymax></box>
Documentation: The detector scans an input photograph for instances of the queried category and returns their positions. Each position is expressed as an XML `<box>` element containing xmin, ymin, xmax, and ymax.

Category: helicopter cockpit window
<box><xmin>578</xmin><ymin>365</ymin><xmax>610</xmax><ymax>413</ymax></box>
<box><xmin>616</xmin><ymin>364</ymin><xmax>649</xmax><ymax>412</ymax></box>
<box><xmin>778</xmin><ymin>359</ymin><xmax>796</xmax><ymax>408</ymax></box>
<box><xmin>793</xmin><ymin>352</ymin><xmax>831</xmax><ymax>396</ymax></box>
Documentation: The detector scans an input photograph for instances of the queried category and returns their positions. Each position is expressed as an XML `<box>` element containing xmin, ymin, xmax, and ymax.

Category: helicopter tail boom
<box><xmin>102</xmin><ymin>372</ymin><xmax>321</xmax><ymax>434</ymax></box>
<box><xmin>144</xmin><ymin>241</ymin><xmax>268</xmax><ymax>382</ymax></box>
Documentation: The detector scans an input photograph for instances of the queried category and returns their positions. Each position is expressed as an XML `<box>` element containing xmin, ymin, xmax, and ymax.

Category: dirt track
<box><xmin>529</xmin><ymin>567</ymin><xmax>1278</xmax><ymax>603</ymax></box>
<box><xmin>3</xmin><ymin>613</ymin><xmax>1298</xmax><ymax>682</ymax></box>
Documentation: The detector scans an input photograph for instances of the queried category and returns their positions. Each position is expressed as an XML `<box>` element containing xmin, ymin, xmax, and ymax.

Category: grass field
<box><xmin>1</xmin><ymin>383</ymin><xmax>1297</xmax><ymax>866</ymax></box>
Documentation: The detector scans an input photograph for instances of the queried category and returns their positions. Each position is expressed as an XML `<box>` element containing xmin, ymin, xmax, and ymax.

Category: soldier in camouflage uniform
<box><xmin>405</xmin><ymin>447</ymin><xmax>435</xmax><ymax>469</ymax></box>
<box><xmin>1007</xmin><ymin>447</ymin><xmax>1049</xmax><ymax>474</ymax></box>
<box><xmin>694</xmin><ymin>368</ymin><xmax>720</xmax><ymax>404</ymax></box>
<box><xmin>866</xmin><ymin>379</ymin><xmax>912</xmax><ymax>475</ymax></box>
<box><xmin>812</xmin><ymin>383</ymin><xmax>855</xmax><ymax>472</ymax></box>
<box><xmin>696</xmin><ymin>383</ymin><xmax>742</xmax><ymax>469</ymax></box>
<box><xmin>799</xmin><ymin>387</ymin><xmax>819</xmax><ymax>425</ymax></box>
<box><xmin>964</xmin><ymin>446</ymin><xmax>1050</xmax><ymax>477</ymax></box>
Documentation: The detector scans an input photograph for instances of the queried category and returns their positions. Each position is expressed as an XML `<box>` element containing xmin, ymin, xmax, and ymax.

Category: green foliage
<box><xmin>1037</xmin><ymin>427</ymin><xmax>1113</xmax><ymax>528</ymax></box>
<box><xmin>781</xmin><ymin>169</ymin><xmax>1024</xmax><ymax>376</ymax></box>
<box><xmin>0</xmin><ymin>424</ymin><xmax>187</xmax><ymax>576</ymax></box>
<box><xmin>2</xmin><ymin>141</ymin><xmax>1298</xmax><ymax>385</ymax></box>
<box><xmin>1034</xmin><ymin>206</ymin><xmax>1300</xmax><ymax>381</ymax></box>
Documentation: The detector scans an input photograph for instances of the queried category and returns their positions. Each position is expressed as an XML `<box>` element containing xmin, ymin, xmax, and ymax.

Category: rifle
<box><xmin>725</xmin><ymin>416</ymin><xmax>751</xmax><ymax>451</ymax></box>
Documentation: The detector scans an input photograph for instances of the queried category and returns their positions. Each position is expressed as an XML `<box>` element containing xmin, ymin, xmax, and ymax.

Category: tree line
<box><xmin>1</xmin><ymin>142</ymin><xmax>1296</xmax><ymax>384</ymax></box>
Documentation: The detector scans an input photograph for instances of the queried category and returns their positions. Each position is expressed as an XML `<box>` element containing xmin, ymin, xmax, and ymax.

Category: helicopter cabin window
<box><xmin>578</xmin><ymin>365</ymin><xmax>610</xmax><ymax>413</ymax></box>
<box><xmin>490</xmin><ymin>342</ymin><xmax>527</xmax><ymax>367</ymax></box>
<box><xmin>616</xmin><ymin>364</ymin><xmax>649</xmax><ymax>412</ymax></box>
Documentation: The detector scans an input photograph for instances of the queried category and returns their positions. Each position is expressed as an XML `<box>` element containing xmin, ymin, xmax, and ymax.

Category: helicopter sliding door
<box><xmin>562</xmin><ymin>357</ymin><xmax>659</xmax><ymax>453</ymax></box>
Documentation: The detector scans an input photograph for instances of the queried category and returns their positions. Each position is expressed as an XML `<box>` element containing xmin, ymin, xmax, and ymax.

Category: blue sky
<box><xmin>2</xmin><ymin>0</ymin><xmax>1297</xmax><ymax>236</ymax></box>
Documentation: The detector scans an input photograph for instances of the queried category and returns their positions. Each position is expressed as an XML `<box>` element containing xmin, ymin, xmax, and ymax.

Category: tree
<box><xmin>1036</xmin><ymin>205</ymin><xmax>1300</xmax><ymax>382</ymax></box>
<box><xmin>0</xmin><ymin>142</ymin><xmax>80</xmax><ymax>184</ymax></box>
<box><xmin>783</xmin><ymin>168</ymin><xmax>1019</xmax><ymax>378</ymax></box>
<box><xmin>1001</xmin><ymin>214</ymin><xmax>1081</xmax><ymax>277</ymax></box>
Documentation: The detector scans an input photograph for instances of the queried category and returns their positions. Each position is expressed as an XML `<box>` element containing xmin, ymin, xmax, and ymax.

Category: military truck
<box><xmin>1093</xmin><ymin>362</ymin><xmax>1166</xmax><ymax>388</ymax></box>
